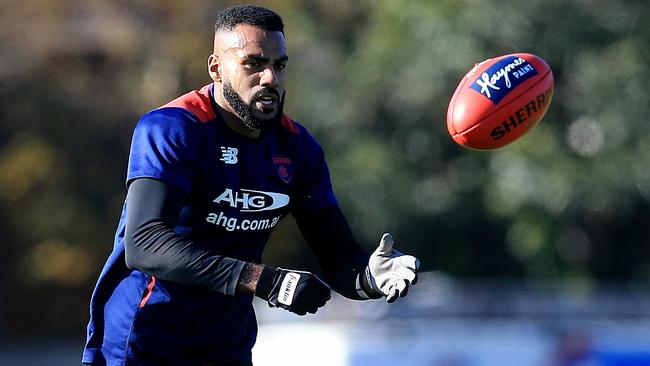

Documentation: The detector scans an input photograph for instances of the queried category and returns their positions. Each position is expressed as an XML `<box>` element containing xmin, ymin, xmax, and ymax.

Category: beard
<box><xmin>222</xmin><ymin>80</ymin><xmax>285</xmax><ymax>130</ymax></box>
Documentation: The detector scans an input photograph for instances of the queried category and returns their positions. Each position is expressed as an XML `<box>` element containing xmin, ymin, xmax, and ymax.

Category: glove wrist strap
<box><xmin>255</xmin><ymin>265</ymin><xmax>278</xmax><ymax>301</ymax></box>
<box><xmin>356</xmin><ymin>266</ymin><xmax>383</xmax><ymax>300</ymax></box>
<box><xmin>355</xmin><ymin>273</ymin><xmax>371</xmax><ymax>300</ymax></box>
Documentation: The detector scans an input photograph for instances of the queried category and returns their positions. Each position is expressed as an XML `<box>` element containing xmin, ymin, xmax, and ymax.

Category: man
<box><xmin>83</xmin><ymin>5</ymin><xmax>420</xmax><ymax>366</ymax></box>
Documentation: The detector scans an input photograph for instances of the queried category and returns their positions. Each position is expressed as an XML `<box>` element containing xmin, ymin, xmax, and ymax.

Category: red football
<box><xmin>446</xmin><ymin>53</ymin><xmax>554</xmax><ymax>150</ymax></box>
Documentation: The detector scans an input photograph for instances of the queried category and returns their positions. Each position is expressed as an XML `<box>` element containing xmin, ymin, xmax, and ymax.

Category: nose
<box><xmin>259</xmin><ymin>67</ymin><xmax>279</xmax><ymax>88</ymax></box>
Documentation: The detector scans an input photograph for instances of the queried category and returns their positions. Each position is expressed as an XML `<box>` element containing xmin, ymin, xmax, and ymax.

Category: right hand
<box><xmin>366</xmin><ymin>233</ymin><xmax>420</xmax><ymax>303</ymax></box>
<box><xmin>255</xmin><ymin>266</ymin><xmax>331</xmax><ymax>315</ymax></box>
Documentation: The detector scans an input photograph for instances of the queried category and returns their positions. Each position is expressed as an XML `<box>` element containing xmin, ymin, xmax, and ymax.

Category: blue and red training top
<box><xmin>82</xmin><ymin>84</ymin><xmax>338</xmax><ymax>365</ymax></box>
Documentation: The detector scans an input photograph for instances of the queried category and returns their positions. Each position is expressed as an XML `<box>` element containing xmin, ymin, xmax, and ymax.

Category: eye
<box><xmin>243</xmin><ymin>59</ymin><xmax>264</xmax><ymax>71</ymax></box>
<box><xmin>244</xmin><ymin>60</ymin><xmax>260</xmax><ymax>68</ymax></box>
<box><xmin>274</xmin><ymin>62</ymin><xmax>287</xmax><ymax>71</ymax></box>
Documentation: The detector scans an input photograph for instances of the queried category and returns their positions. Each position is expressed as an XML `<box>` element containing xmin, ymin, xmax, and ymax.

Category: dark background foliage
<box><xmin>1</xmin><ymin>0</ymin><xmax>648</xmax><ymax>337</ymax></box>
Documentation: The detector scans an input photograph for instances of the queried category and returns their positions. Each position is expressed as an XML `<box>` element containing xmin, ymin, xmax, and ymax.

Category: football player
<box><xmin>83</xmin><ymin>5</ymin><xmax>420</xmax><ymax>366</ymax></box>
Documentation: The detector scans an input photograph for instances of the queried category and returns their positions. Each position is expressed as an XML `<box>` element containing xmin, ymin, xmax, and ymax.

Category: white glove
<box><xmin>366</xmin><ymin>233</ymin><xmax>420</xmax><ymax>303</ymax></box>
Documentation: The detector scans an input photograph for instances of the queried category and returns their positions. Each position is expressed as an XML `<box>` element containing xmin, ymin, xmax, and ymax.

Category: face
<box><xmin>209</xmin><ymin>24</ymin><xmax>288</xmax><ymax>130</ymax></box>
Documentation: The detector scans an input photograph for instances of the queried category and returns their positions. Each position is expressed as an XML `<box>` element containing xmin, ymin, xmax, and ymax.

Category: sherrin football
<box><xmin>446</xmin><ymin>53</ymin><xmax>554</xmax><ymax>150</ymax></box>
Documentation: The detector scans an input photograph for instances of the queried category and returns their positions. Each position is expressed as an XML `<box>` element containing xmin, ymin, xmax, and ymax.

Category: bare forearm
<box><xmin>236</xmin><ymin>262</ymin><xmax>264</xmax><ymax>294</ymax></box>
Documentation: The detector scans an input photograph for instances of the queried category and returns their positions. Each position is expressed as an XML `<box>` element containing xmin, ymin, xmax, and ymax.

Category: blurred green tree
<box><xmin>0</xmin><ymin>0</ymin><xmax>648</xmax><ymax>337</ymax></box>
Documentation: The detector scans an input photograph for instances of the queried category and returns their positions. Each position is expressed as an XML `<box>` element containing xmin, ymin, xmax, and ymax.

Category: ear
<box><xmin>207</xmin><ymin>54</ymin><xmax>221</xmax><ymax>82</ymax></box>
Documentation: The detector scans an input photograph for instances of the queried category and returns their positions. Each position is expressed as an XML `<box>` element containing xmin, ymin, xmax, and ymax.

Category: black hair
<box><xmin>214</xmin><ymin>4</ymin><xmax>284</xmax><ymax>34</ymax></box>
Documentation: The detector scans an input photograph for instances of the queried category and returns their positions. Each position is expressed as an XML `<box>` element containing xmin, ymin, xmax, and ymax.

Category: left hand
<box><xmin>365</xmin><ymin>233</ymin><xmax>420</xmax><ymax>303</ymax></box>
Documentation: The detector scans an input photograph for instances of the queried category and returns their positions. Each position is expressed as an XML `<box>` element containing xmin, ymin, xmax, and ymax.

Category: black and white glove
<box><xmin>255</xmin><ymin>266</ymin><xmax>331</xmax><ymax>316</ymax></box>
<box><xmin>360</xmin><ymin>233</ymin><xmax>420</xmax><ymax>303</ymax></box>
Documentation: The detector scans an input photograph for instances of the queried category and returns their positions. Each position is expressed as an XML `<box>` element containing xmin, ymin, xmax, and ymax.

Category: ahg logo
<box><xmin>470</xmin><ymin>56</ymin><xmax>538</xmax><ymax>104</ymax></box>
<box><xmin>213</xmin><ymin>188</ymin><xmax>290</xmax><ymax>212</ymax></box>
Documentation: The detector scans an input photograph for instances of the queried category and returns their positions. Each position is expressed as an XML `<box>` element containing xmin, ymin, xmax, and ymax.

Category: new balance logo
<box><xmin>220</xmin><ymin>147</ymin><xmax>238</xmax><ymax>165</ymax></box>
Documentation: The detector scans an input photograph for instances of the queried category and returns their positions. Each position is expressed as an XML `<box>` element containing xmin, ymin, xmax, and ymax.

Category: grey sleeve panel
<box><xmin>124</xmin><ymin>178</ymin><xmax>245</xmax><ymax>296</ymax></box>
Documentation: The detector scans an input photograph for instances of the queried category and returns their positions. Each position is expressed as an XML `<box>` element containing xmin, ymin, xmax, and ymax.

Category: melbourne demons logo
<box><xmin>273</xmin><ymin>155</ymin><xmax>292</xmax><ymax>184</ymax></box>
